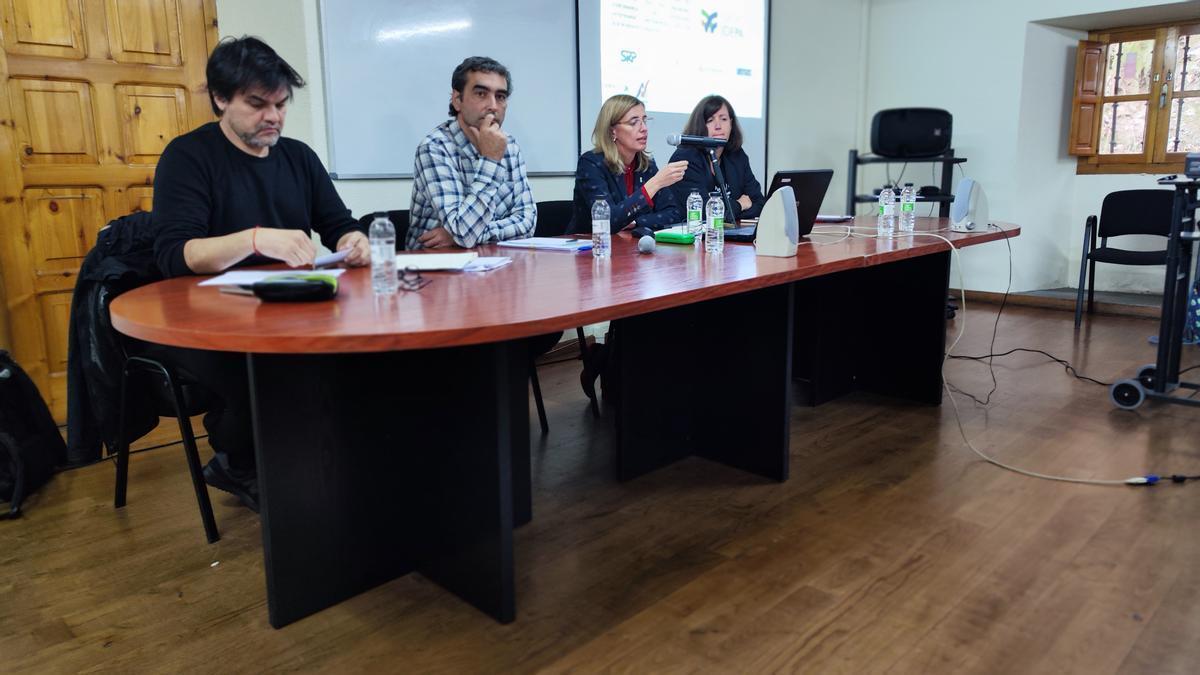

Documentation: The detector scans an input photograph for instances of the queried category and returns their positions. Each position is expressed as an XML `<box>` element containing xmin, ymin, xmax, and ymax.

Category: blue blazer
<box><xmin>568</xmin><ymin>150</ymin><xmax>683</xmax><ymax>234</ymax></box>
<box><xmin>669</xmin><ymin>146</ymin><xmax>765</xmax><ymax>222</ymax></box>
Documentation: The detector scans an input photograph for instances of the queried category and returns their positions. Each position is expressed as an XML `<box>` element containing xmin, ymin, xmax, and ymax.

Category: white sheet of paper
<box><xmin>198</xmin><ymin>269</ymin><xmax>347</xmax><ymax>287</ymax></box>
<box><xmin>314</xmin><ymin>249</ymin><xmax>349</xmax><ymax>267</ymax></box>
<box><xmin>393</xmin><ymin>252</ymin><xmax>478</xmax><ymax>271</ymax></box>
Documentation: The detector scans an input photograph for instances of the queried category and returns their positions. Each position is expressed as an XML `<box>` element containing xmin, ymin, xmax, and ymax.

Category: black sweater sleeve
<box><xmin>304</xmin><ymin>145</ymin><xmax>362</xmax><ymax>251</ymax></box>
<box><xmin>152</xmin><ymin>136</ymin><xmax>216</xmax><ymax>278</ymax></box>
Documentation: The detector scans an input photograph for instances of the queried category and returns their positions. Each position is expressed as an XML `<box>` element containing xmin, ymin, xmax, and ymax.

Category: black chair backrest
<box><xmin>356</xmin><ymin>210</ymin><xmax>410</xmax><ymax>250</ymax></box>
<box><xmin>1098</xmin><ymin>190</ymin><xmax>1174</xmax><ymax>239</ymax></box>
<box><xmin>534</xmin><ymin>200</ymin><xmax>574</xmax><ymax>237</ymax></box>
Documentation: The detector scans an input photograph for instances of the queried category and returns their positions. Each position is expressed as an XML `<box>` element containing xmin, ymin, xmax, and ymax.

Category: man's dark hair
<box><xmin>683</xmin><ymin>95</ymin><xmax>743</xmax><ymax>153</ymax></box>
<box><xmin>205</xmin><ymin>36</ymin><xmax>305</xmax><ymax>116</ymax></box>
<box><xmin>448</xmin><ymin>56</ymin><xmax>512</xmax><ymax>116</ymax></box>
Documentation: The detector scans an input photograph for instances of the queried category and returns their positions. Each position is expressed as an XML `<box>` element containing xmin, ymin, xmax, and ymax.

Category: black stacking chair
<box><xmin>113</xmin><ymin>354</ymin><xmax>221</xmax><ymax>543</ymax></box>
<box><xmin>1074</xmin><ymin>190</ymin><xmax>1174</xmax><ymax>328</ymax></box>
<box><xmin>535</xmin><ymin>200</ymin><xmax>600</xmax><ymax>418</ymax></box>
<box><xmin>534</xmin><ymin>199</ymin><xmax>575</xmax><ymax>237</ymax></box>
<box><xmin>356</xmin><ymin>210</ymin><xmax>410</xmax><ymax>250</ymax></box>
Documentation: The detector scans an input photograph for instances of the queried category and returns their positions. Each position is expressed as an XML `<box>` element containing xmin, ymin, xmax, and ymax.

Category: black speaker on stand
<box><xmin>869</xmin><ymin>108</ymin><xmax>957</xmax><ymax>318</ymax></box>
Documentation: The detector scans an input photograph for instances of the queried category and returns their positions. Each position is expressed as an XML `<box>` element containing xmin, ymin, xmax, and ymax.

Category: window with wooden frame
<box><xmin>1070</xmin><ymin>22</ymin><xmax>1200</xmax><ymax>174</ymax></box>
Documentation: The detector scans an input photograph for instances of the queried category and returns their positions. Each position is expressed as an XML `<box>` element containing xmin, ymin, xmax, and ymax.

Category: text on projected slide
<box><xmin>600</xmin><ymin>0</ymin><xmax>765</xmax><ymax>118</ymax></box>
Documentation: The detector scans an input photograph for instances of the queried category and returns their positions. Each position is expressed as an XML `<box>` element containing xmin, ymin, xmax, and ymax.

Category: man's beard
<box><xmin>238</xmin><ymin>123</ymin><xmax>280</xmax><ymax>149</ymax></box>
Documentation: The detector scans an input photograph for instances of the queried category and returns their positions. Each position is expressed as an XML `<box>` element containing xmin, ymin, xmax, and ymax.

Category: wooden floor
<box><xmin>3</xmin><ymin>305</ymin><xmax>1198</xmax><ymax>674</ymax></box>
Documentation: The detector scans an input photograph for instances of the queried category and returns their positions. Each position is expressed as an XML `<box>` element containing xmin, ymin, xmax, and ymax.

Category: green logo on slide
<box><xmin>701</xmin><ymin>10</ymin><xmax>718</xmax><ymax>33</ymax></box>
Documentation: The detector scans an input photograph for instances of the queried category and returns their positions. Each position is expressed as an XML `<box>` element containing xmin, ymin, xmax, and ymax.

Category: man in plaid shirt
<box><xmin>407</xmin><ymin>56</ymin><xmax>536</xmax><ymax>250</ymax></box>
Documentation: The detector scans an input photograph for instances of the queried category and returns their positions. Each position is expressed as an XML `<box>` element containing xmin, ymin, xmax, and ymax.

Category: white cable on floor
<box><xmin>851</xmin><ymin>224</ymin><xmax>1150</xmax><ymax>487</ymax></box>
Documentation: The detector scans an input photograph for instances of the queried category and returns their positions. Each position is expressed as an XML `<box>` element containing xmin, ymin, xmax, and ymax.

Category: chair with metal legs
<box><xmin>536</xmin><ymin>200</ymin><xmax>601</xmax><ymax>417</ymax></box>
<box><xmin>1074</xmin><ymin>190</ymin><xmax>1173</xmax><ymax>329</ymax></box>
<box><xmin>113</xmin><ymin>356</ymin><xmax>220</xmax><ymax>544</ymax></box>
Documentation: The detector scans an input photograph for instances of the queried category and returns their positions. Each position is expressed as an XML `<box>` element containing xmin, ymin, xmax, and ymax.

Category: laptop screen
<box><xmin>766</xmin><ymin>170</ymin><xmax>834</xmax><ymax>234</ymax></box>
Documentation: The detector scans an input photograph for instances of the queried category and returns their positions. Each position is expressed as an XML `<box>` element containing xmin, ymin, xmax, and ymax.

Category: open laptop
<box><xmin>723</xmin><ymin>169</ymin><xmax>835</xmax><ymax>242</ymax></box>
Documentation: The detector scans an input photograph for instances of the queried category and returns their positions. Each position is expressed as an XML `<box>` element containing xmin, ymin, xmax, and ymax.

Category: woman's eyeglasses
<box><xmin>616</xmin><ymin>116</ymin><xmax>653</xmax><ymax>129</ymax></box>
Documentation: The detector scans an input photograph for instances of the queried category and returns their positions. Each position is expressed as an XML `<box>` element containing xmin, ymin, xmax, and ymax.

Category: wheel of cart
<box><xmin>1136</xmin><ymin>363</ymin><xmax>1158</xmax><ymax>389</ymax></box>
<box><xmin>1110</xmin><ymin>379</ymin><xmax>1147</xmax><ymax>410</ymax></box>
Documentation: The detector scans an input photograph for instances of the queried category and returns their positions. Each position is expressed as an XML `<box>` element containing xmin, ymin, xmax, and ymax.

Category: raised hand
<box><xmin>462</xmin><ymin>113</ymin><xmax>508</xmax><ymax>161</ymax></box>
<box><xmin>645</xmin><ymin>160</ymin><xmax>689</xmax><ymax>198</ymax></box>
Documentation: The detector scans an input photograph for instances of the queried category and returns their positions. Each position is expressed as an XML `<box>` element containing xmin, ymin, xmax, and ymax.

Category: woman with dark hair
<box><xmin>568</xmin><ymin>94</ymin><xmax>688</xmax><ymax>234</ymax></box>
<box><xmin>670</xmin><ymin>95</ymin><xmax>765</xmax><ymax>223</ymax></box>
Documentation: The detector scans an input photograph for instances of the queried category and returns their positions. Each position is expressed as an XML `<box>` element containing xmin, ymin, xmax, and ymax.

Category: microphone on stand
<box><xmin>666</xmin><ymin>133</ymin><xmax>727</xmax><ymax>148</ymax></box>
<box><xmin>666</xmin><ymin>135</ymin><xmax>734</xmax><ymax>219</ymax></box>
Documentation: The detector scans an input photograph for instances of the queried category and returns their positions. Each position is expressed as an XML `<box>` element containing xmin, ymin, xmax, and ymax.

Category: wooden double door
<box><xmin>0</xmin><ymin>0</ymin><xmax>218</xmax><ymax>421</ymax></box>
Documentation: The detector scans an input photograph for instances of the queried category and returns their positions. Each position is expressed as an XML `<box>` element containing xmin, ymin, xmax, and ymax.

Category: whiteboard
<box><xmin>318</xmin><ymin>0</ymin><xmax>579</xmax><ymax>178</ymax></box>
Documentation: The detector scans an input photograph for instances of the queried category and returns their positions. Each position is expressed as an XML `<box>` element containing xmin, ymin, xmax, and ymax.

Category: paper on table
<box><xmin>496</xmin><ymin>237</ymin><xmax>588</xmax><ymax>251</ymax></box>
<box><xmin>394</xmin><ymin>252</ymin><xmax>478</xmax><ymax>271</ymax></box>
<box><xmin>198</xmin><ymin>269</ymin><xmax>347</xmax><ymax>286</ymax></box>
<box><xmin>463</xmin><ymin>256</ymin><xmax>512</xmax><ymax>272</ymax></box>
<box><xmin>314</xmin><ymin>249</ymin><xmax>349</xmax><ymax>267</ymax></box>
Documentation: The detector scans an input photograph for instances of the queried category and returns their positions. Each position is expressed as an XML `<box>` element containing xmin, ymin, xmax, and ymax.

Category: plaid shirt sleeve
<box><xmin>411</xmin><ymin>136</ymin><xmax>506</xmax><ymax>248</ymax></box>
<box><xmin>482</xmin><ymin>140</ymin><xmax>535</xmax><ymax>243</ymax></box>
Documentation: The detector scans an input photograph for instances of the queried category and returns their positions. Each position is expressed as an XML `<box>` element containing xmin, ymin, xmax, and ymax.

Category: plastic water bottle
<box><xmin>686</xmin><ymin>190</ymin><xmax>703</xmax><ymax>235</ymax></box>
<box><xmin>369</xmin><ymin>212</ymin><xmax>397</xmax><ymax>295</ymax></box>
<box><xmin>877</xmin><ymin>185</ymin><xmax>896</xmax><ymax>236</ymax></box>
<box><xmin>591</xmin><ymin>199</ymin><xmax>611</xmax><ymax>259</ymax></box>
<box><xmin>705</xmin><ymin>191</ymin><xmax>725</xmax><ymax>253</ymax></box>
<box><xmin>899</xmin><ymin>183</ymin><xmax>916</xmax><ymax>233</ymax></box>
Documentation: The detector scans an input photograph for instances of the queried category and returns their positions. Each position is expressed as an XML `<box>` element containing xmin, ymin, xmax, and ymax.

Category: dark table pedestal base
<box><xmin>793</xmin><ymin>250</ymin><xmax>951</xmax><ymax>406</ymax></box>
<box><xmin>248</xmin><ymin>341</ymin><xmax>529</xmax><ymax>628</ymax></box>
<box><xmin>613</xmin><ymin>283</ymin><xmax>794</xmax><ymax>483</ymax></box>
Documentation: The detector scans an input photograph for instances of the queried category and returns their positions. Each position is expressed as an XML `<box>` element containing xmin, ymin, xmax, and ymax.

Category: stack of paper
<box><xmin>496</xmin><ymin>237</ymin><xmax>589</xmax><ymax>251</ymax></box>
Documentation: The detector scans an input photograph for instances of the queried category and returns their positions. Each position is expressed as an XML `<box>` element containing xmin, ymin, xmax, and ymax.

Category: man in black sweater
<box><xmin>145</xmin><ymin>36</ymin><xmax>369</xmax><ymax>512</ymax></box>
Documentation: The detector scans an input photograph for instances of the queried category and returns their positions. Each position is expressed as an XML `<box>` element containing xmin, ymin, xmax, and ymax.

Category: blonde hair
<box><xmin>591</xmin><ymin>94</ymin><xmax>651</xmax><ymax>175</ymax></box>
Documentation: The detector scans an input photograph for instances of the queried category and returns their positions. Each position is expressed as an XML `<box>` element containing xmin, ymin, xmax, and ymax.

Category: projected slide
<box><xmin>600</xmin><ymin>0</ymin><xmax>765</xmax><ymax>118</ymax></box>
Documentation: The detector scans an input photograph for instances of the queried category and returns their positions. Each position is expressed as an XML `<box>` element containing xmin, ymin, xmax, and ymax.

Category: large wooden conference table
<box><xmin>110</xmin><ymin>217</ymin><xmax>1016</xmax><ymax>628</ymax></box>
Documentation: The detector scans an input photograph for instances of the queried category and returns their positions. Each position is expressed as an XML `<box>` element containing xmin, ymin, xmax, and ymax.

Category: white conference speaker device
<box><xmin>950</xmin><ymin>177</ymin><xmax>989</xmax><ymax>233</ymax></box>
<box><xmin>755</xmin><ymin>185</ymin><xmax>799</xmax><ymax>257</ymax></box>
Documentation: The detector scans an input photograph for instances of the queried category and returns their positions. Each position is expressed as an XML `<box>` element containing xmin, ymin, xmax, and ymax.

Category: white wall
<box><xmin>212</xmin><ymin>0</ymin><xmax>864</xmax><ymax>223</ymax></box>
<box><xmin>766</xmin><ymin>0</ymin><xmax>868</xmax><ymax>213</ymax></box>
<box><xmin>863</xmin><ymin>0</ymin><xmax>1190</xmax><ymax>294</ymax></box>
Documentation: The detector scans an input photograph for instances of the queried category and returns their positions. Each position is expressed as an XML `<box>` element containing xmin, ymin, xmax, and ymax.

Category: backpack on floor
<box><xmin>0</xmin><ymin>350</ymin><xmax>66</xmax><ymax>518</ymax></box>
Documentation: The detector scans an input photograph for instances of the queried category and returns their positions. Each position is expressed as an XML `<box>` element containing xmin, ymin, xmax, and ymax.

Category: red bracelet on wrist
<box><xmin>251</xmin><ymin>226</ymin><xmax>261</xmax><ymax>255</ymax></box>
